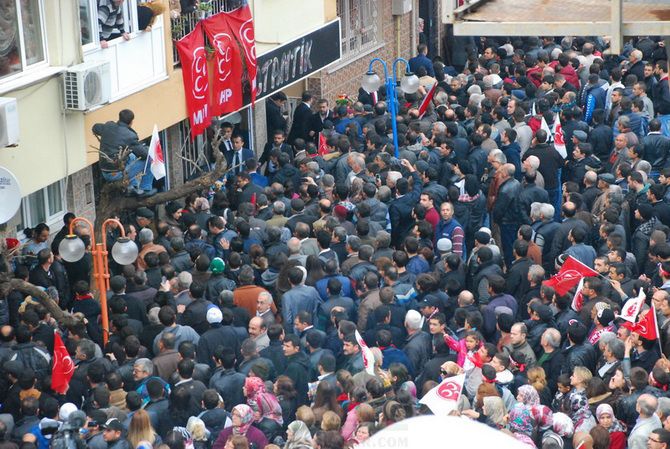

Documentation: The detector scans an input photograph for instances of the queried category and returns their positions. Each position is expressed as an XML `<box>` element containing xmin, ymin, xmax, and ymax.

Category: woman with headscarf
<box><xmin>284</xmin><ymin>420</ymin><xmax>312</xmax><ymax>449</ymax></box>
<box><xmin>244</xmin><ymin>377</ymin><xmax>283</xmax><ymax>442</ymax></box>
<box><xmin>507</xmin><ymin>403</ymin><xmax>537</xmax><ymax>448</ymax></box>
<box><xmin>516</xmin><ymin>384</ymin><xmax>554</xmax><ymax>443</ymax></box>
<box><xmin>551</xmin><ymin>412</ymin><xmax>575</xmax><ymax>449</ymax></box>
<box><xmin>483</xmin><ymin>396</ymin><xmax>507</xmax><ymax>429</ymax></box>
<box><xmin>595</xmin><ymin>404</ymin><xmax>626</xmax><ymax>449</ymax></box>
<box><xmin>212</xmin><ymin>404</ymin><xmax>268</xmax><ymax>449</ymax></box>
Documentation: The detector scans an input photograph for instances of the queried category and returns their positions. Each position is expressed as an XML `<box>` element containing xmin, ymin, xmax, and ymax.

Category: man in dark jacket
<box><xmin>389</xmin><ymin>160</ymin><xmax>423</xmax><ymax>248</ymax></box>
<box><xmin>93</xmin><ymin>109</ymin><xmax>155</xmax><ymax>196</ymax></box>
<box><xmin>537</xmin><ymin>328</ymin><xmax>564</xmax><ymax>393</ymax></box>
<box><xmin>287</xmin><ymin>91</ymin><xmax>314</xmax><ymax>144</ymax></box>
<box><xmin>209</xmin><ymin>346</ymin><xmax>246</xmax><ymax>412</ymax></box>
<box><xmin>179</xmin><ymin>282</ymin><xmax>212</xmax><ymax>335</ymax></box>
<box><xmin>492</xmin><ymin>163</ymin><xmax>523</xmax><ymax>267</ymax></box>
<box><xmin>282</xmin><ymin>335</ymin><xmax>311</xmax><ymax>406</ymax></box>
<box><xmin>505</xmin><ymin>241</ymin><xmax>533</xmax><ymax>300</ymax></box>
<box><xmin>266</xmin><ymin>92</ymin><xmax>288</xmax><ymax>137</ymax></box>
<box><xmin>561</xmin><ymin>322</ymin><xmax>597</xmax><ymax>375</ymax></box>
<box><xmin>259</xmin><ymin>324</ymin><xmax>287</xmax><ymax>374</ymax></box>
<box><xmin>197</xmin><ymin>308</ymin><xmax>241</xmax><ymax>368</ymax></box>
<box><xmin>643</xmin><ymin>119</ymin><xmax>670</xmax><ymax>178</ymax></box>
<box><xmin>548</xmin><ymin>202</ymin><xmax>591</xmax><ymax>271</ymax></box>
<box><xmin>522</xmin><ymin>130</ymin><xmax>565</xmax><ymax>211</ymax></box>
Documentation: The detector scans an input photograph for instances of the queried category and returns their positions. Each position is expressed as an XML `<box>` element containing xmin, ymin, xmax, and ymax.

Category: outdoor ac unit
<box><xmin>63</xmin><ymin>61</ymin><xmax>111</xmax><ymax>111</ymax></box>
<box><xmin>0</xmin><ymin>97</ymin><xmax>19</xmax><ymax>147</ymax></box>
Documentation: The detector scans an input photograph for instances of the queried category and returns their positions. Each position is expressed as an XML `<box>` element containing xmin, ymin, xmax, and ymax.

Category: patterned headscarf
<box><xmin>595</xmin><ymin>404</ymin><xmax>626</xmax><ymax>433</ymax></box>
<box><xmin>232</xmin><ymin>404</ymin><xmax>255</xmax><ymax>436</ymax></box>
<box><xmin>552</xmin><ymin>412</ymin><xmax>574</xmax><ymax>438</ymax></box>
<box><xmin>517</xmin><ymin>385</ymin><xmax>540</xmax><ymax>407</ymax></box>
<box><xmin>287</xmin><ymin>421</ymin><xmax>312</xmax><ymax>447</ymax></box>
<box><xmin>244</xmin><ymin>376</ymin><xmax>284</xmax><ymax>425</ymax></box>
<box><xmin>483</xmin><ymin>396</ymin><xmax>506</xmax><ymax>428</ymax></box>
<box><xmin>508</xmin><ymin>403</ymin><xmax>534</xmax><ymax>436</ymax></box>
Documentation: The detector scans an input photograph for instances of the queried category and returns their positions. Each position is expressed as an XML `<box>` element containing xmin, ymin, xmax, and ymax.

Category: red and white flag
<box><xmin>419</xmin><ymin>374</ymin><xmax>465</xmax><ymax>415</ymax></box>
<box><xmin>226</xmin><ymin>4</ymin><xmax>257</xmax><ymax>104</ymax></box>
<box><xmin>355</xmin><ymin>330</ymin><xmax>375</xmax><ymax>376</ymax></box>
<box><xmin>418</xmin><ymin>83</ymin><xmax>437</xmax><ymax>118</ymax></box>
<box><xmin>52</xmin><ymin>330</ymin><xmax>74</xmax><ymax>394</ymax></box>
<box><xmin>618</xmin><ymin>289</ymin><xmax>645</xmax><ymax>323</ymax></box>
<box><xmin>623</xmin><ymin>306</ymin><xmax>659</xmax><ymax>341</ymax></box>
<box><xmin>317</xmin><ymin>133</ymin><xmax>328</xmax><ymax>156</ymax></box>
<box><xmin>145</xmin><ymin>124</ymin><xmax>166</xmax><ymax>180</ymax></box>
<box><xmin>544</xmin><ymin>256</ymin><xmax>599</xmax><ymax>296</ymax></box>
<box><xmin>553</xmin><ymin>115</ymin><xmax>567</xmax><ymax>158</ymax></box>
<box><xmin>571</xmin><ymin>277</ymin><xmax>586</xmax><ymax>312</ymax></box>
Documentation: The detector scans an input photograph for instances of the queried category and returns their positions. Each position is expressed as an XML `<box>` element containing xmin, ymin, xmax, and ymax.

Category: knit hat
<box><xmin>638</xmin><ymin>203</ymin><xmax>654</xmax><ymax>221</ymax></box>
<box><xmin>596</xmin><ymin>307</ymin><xmax>615</xmax><ymax>326</ymax></box>
<box><xmin>436</xmin><ymin>238</ymin><xmax>452</xmax><ymax>252</ymax></box>
<box><xmin>206</xmin><ymin>306</ymin><xmax>223</xmax><ymax>324</ymax></box>
<box><xmin>210</xmin><ymin>257</ymin><xmax>226</xmax><ymax>274</ymax></box>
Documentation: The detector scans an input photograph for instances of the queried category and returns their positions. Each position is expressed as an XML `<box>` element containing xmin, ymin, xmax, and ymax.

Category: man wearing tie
<box><xmin>219</xmin><ymin>122</ymin><xmax>235</xmax><ymax>154</ymax></box>
<box><xmin>225</xmin><ymin>135</ymin><xmax>254</xmax><ymax>176</ymax></box>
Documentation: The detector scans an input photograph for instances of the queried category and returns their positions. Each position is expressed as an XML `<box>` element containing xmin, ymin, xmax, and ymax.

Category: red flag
<box><xmin>623</xmin><ymin>307</ymin><xmax>659</xmax><ymax>340</ymax></box>
<box><xmin>226</xmin><ymin>4</ymin><xmax>257</xmax><ymax>104</ymax></box>
<box><xmin>418</xmin><ymin>83</ymin><xmax>437</xmax><ymax>118</ymax></box>
<box><xmin>202</xmin><ymin>13</ymin><xmax>243</xmax><ymax>116</ymax></box>
<box><xmin>52</xmin><ymin>330</ymin><xmax>74</xmax><ymax>394</ymax></box>
<box><xmin>571</xmin><ymin>277</ymin><xmax>585</xmax><ymax>312</ymax></box>
<box><xmin>543</xmin><ymin>256</ymin><xmax>599</xmax><ymax>296</ymax></box>
<box><xmin>317</xmin><ymin>133</ymin><xmax>328</xmax><ymax>156</ymax></box>
<box><xmin>175</xmin><ymin>23</ymin><xmax>211</xmax><ymax>140</ymax></box>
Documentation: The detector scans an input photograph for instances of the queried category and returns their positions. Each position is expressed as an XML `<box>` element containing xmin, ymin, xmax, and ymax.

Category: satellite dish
<box><xmin>0</xmin><ymin>167</ymin><xmax>21</xmax><ymax>224</ymax></box>
<box><xmin>358</xmin><ymin>415</ymin><xmax>530</xmax><ymax>449</ymax></box>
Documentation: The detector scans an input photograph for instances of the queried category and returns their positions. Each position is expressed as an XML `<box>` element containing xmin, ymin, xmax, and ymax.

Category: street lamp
<box><xmin>59</xmin><ymin>217</ymin><xmax>138</xmax><ymax>345</ymax></box>
<box><xmin>361</xmin><ymin>58</ymin><xmax>419</xmax><ymax>157</ymax></box>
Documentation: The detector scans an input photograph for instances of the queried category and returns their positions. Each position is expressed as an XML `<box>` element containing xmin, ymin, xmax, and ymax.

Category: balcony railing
<box><xmin>171</xmin><ymin>0</ymin><xmax>246</xmax><ymax>66</ymax></box>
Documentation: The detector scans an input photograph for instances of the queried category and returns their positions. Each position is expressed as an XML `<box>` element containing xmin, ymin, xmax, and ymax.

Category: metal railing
<box><xmin>171</xmin><ymin>0</ymin><xmax>245</xmax><ymax>66</ymax></box>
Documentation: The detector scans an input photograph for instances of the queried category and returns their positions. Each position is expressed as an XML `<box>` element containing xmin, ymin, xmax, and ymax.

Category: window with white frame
<box><xmin>0</xmin><ymin>0</ymin><xmax>47</xmax><ymax>81</ymax></box>
<box><xmin>80</xmin><ymin>0</ymin><xmax>142</xmax><ymax>49</ymax></box>
<box><xmin>337</xmin><ymin>0</ymin><xmax>381</xmax><ymax>60</ymax></box>
<box><xmin>16</xmin><ymin>180</ymin><xmax>66</xmax><ymax>238</ymax></box>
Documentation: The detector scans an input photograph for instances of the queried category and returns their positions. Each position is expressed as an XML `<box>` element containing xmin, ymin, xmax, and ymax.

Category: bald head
<box><xmin>458</xmin><ymin>290</ymin><xmax>474</xmax><ymax>307</ymax></box>
<box><xmin>287</xmin><ymin>237</ymin><xmax>301</xmax><ymax>254</ymax></box>
<box><xmin>638</xmin><ymin>393</ymin><xmax>658</xmax><ymax>417</ymax></box>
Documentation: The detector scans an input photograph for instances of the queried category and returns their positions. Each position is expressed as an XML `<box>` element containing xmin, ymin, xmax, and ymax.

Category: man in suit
<box><xmin>408</xmin><ymin>44</ymin><xmax>435</xmax><ymax>77</ymax></box>
<box><xmin>218</xmin><ymin>122</ymin><xmax>235</xmax><ymax>154</ymax></box>
<box><xmin>266</xmin><ymin>91</ymin><xmax>288</xmax><ymax>138</ymax></box>
<box><xmin>308</xmin><ymin>99</ymin><xmax>334</xmax><ymax>143</ymax></box>
<box><xmin>389</xmin><ymin>159</ymin><xmax>423</xmax><ymax>248</ymax></box>
<box><xmin>260</xmin><ymin>129</ymin><xmax>293</xmax><ymax>169</ymax></box>
<box><xmin>225</xmin><ymin>135</ymin><xmax>254</xmax><ymax>176</ymax></box>
<box><xmin>288</xmin><ymin>91</ymin><xmax>314</xmax><ymax>144</ymax></box>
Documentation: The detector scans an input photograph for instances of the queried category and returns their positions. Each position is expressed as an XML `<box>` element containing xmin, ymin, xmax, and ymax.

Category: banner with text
<box><xmin>175</xmin><ymin>22</ymin><xmax>211</xmax><ymax>140</ymax></box>
<box><xmin>203</xmin><ymin>13</ymin><xmax>243</xmax><ymax>115</ymax></box>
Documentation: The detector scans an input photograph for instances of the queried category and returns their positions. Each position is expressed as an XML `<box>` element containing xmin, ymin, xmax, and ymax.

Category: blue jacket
<box><xmin>282</xmin><ymin>285</ymin><xmax>323</xmax><ymax>334</ymax></box>
<box><xmin>408</xmin><ymin>54</ymin><xmax>435</xmax><ymax>77</ymax></box>
<box><xmin>381</xmin><ymin>346</ymin><xmax>415</xmax><ymax>376</ymax></box>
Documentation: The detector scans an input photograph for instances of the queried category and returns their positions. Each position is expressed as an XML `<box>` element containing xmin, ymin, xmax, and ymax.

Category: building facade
<box><xmin>0</xmin><ymin>0</ymin><xmax>421</xmax><ymax>240</ymax></box>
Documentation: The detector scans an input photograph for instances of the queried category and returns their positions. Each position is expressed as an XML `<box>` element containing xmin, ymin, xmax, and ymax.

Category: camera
<box><xmin>51</xmin><ymin>411</ymin><xmax>87</xmax><ymax>449</ymax></box>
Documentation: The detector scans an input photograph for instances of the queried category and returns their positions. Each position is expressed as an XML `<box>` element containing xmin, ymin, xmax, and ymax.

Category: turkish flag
<box><xmin>317</xmin><ymin>133</ymin><xmax>328</xmax><ymax>156</ymax></box>
<box><xmin>355</xmin><ymin>330</ymin><xmax>376</xmax><ymax>376</ymax></box>
<box><xmin>419</xmin><ymin>374</ymin><xmax>465</xmax><ymax>415</ymax></box>
<box><xmin>571</xmin><ymin>278</ymin><xmax>585</xmax><ymax>312</ymax></box>
<box><xmin>623</xmin><ymin>307</ymin><xmax>659</xmax><ymax>341</ymax></box>
<box><xmin>175</xmin><ymin>22</ymin><xmax>211</xmax><ymax>140</ymax></box>
<box><xmin>202</xmin><ymin>13</ymin><xmax>243</xmax><ymax>115</ymax></box>
<box><xmin>618</xmin><ymin>288</ymin><xmax>645</xmax><ymax>323</ymax></box>
<box><xmin>52</xmin><ymin>330</ymin><xmax>75</xmax><ymax>394</ymax></box>
<box><xmin>226</xmin><ymin>4</ymin><xmax>257</xmax><ymax>103</ymax></box>
<box><xmin>543</xmin><ymin>256</ymin><xmax>599</xmax><ymax>296</ymax></box>
<box><xmin>418</xmin><ymin>83</ymin><xmax>437</xmax><ymax>118</ymax></box>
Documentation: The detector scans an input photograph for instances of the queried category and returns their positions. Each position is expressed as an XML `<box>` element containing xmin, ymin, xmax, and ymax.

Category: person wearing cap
<box><xmin>418</xmin><ymin>295</ymin><xmax>442</xmax><ymax>325</ymax></box>
<box><xmin>101</xmin><ymin>418</ymin><xmax>131</xmax><ymax>449</ymax></box>
<box><xmin>204</xmin><ymin>258</ymin><xmax>234</xmax><ymax>303</ymax></box>
<box><xmin>134</xmin><ymin>207</ymin><xmax>156</xmax><ymax>239</ymax></box>
<box><xmin>196</xmin><ymin>307</ymin><xmax>241</xmax><ymax>369</ymax></box>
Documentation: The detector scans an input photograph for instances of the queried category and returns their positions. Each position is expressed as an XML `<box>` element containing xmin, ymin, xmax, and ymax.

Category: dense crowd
<box><xmin>3</xmin><ymin>34</ymin><xmax>670</xmax><ymax>449</ymax></box>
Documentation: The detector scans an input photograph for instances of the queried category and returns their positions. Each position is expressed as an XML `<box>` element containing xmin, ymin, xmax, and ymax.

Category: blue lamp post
<box><xmin>362</xmin><ymin>58</ymin><xmax>420</xmax><ymax>158</ymax></box>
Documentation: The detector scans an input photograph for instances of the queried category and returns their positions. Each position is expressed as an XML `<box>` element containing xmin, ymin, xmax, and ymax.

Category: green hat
<box><xmin>210</xmin><ymin>257</ymin><xmax>225</xmax><ymax>274</ymax></box>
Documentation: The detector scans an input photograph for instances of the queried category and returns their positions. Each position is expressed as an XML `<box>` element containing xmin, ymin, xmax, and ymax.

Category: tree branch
<box><xmin>6</xmin><ymin>278</ymin><xmax>78</xmax><ymax>328</ymax></box>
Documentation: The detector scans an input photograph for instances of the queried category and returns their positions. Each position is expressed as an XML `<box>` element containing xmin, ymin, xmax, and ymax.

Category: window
<box><xmin>16</xmin><ymin>180</ymin><xmax>66</xmax><ymax>237</ymax></box>
<box><xmin>81</xmin><ymin>0</ymin><xmax>144</xmax><ymax>50</ymax></box>
<box><xmin>338</xmin><ymin>0</ymin><xmax>381</xmax><ymax>60</ymax></box>
<box><xmin>0</xmin><ymin>0</ymin><xmax>47</xmax><ymax>80</ymax></box>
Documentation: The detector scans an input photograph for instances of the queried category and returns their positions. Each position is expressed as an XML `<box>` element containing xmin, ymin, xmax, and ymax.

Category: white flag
<box><xmin>571</xmin><ymin>277</ymin><xmax>585</xmax><ymax>312</ymax></box>
<box><xmin>146</xmin><ymin>124</ymin><xmax>166</xmax><ymax>180</ymax></box>
<box><xmin>553</xmin><ymin>114</ymin><xmax>567</xmax><ymax>159</ymax></box>
<box><xmin>618</xmin><ymin>288</ymin><xmax>645</xmax><ymax>323</ymax></box>
<box><xmin>419</xmin><ymin>374</ymin><xmax>465</xmax><ymax>415</ymax></box>
<box><xmin>355</xmin><ymin>330</ymin><xmax>375</xmax><ymax>376</ymax></box>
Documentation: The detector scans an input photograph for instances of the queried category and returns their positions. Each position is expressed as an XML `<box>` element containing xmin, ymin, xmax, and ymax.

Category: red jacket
<box><xmin>549</xmin><ymin>61</ymin><xmax>580</xmax><ymax>89</ymax></box>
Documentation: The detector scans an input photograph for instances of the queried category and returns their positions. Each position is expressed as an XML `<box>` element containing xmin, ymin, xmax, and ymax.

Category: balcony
<box><xmin>171</xmin><ymin>0</ymin><xmax>246</xmax><ymax>66</ymax></box>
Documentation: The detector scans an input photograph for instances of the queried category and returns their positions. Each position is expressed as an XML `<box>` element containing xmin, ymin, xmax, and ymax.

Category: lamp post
<box><xmin>361</xmin><ymin>58</ymin><xmax>419</xmax><ymax>158</ymax></box>
<box><xmin>59</xmin><ymin>217</ymin><xmax>138</xmax><ymax>345</ymax></box>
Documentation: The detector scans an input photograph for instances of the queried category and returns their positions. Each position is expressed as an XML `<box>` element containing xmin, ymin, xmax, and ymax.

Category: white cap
<box><xmin>478</xmin><ymin>226</ymin><xmax>492</xmax><ymax>236</ymax></box>
<box><xmin>206</xmin><ymin>306</ymin><xmax>223</xmax><ymax>324</ymax></box>
<box><xmin>437</xmin><ymin>238</ymin><xmax>452</xmax><ymax>252</ymax></box>
<box><xmin>59</xmin><ymin>403</ymin><xmax>77</xmax><ymax>421</ymax></box>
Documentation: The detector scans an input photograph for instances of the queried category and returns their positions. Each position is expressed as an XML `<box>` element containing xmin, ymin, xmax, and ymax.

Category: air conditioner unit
<box><xmin>63</xmin><ymin>61</ymin><xmax>111</xmax><ymax>111</ymax></box>
<box><xmin>0</xmin><ymin>97</ymin><xmax>19</xmax><ymax>147</ymax></box>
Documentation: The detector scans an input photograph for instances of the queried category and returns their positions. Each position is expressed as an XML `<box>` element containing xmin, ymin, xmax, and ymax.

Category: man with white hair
<box><xmin>522</xmin><ymin>155</ymin><xmax>545</xmax><ymax>188</ymax></box>
<box><xmin>137</xmin><ymin>228</ymin><xmax>167</xmax><ymax>270</ymax></box>
<box><xmin>629</xmin><ymin>393</ymin><xmax>661</xmax><ymax>449</ymax></box>
<box><xmin>402</xmin><ymin>310</ymin><xmax>432</xmax><ymax>373</ymax></box>
<box><xmin>538</xmin><ymin>328</ymin><xmax>563</xmax><ymax>393</ymax></box>
<box><xmin>627</xmin><ymin>49</ymin><xmax>645</xmax><ymax>82</ymax></box>
<box><xmin>530</xmin><ymin>203</ymin><xmax>559</xmax><ymax>272</ymax></box>
<box><xmin>287</xmin><ymin>237</ymin><xmax>307</xmax><ymax>267</ymax></box>
<box><xmin>256</xmin><ymin>291</ymin><xmax>276</xmax><ymax>326</ymax></box>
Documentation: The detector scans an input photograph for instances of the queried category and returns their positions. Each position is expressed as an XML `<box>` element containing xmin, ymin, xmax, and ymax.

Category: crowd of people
<box><xmin>3</xmin><ymin>34</ymin><xmax>670</xmax><ymax>449</ymax></box>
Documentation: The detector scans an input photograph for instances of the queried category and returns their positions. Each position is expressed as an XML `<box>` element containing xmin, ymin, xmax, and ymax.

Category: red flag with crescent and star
<box><xmin>623</xmin><ymin>307</ymin><xmax>659</xmax><ymax>341</ymax></box>
<box><xmin>52</xmin><ymin>330</ymin><xmax>74</xmax><ymax>394</ymax></box>
<box><xmin>419</xmin><ymin>373</ymin><xmax>465</xmax><ymax>415</ymax></box>
<box><xmin>543</xmin><ymin>256</ymin><xmax>598</xmax><ymax>296</ymax></box>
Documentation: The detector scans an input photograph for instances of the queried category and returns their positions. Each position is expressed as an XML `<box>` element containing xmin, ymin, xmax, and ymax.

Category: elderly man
<box><xmin>629</xmin><ymin>394</ymin><xmax>661</xmax><ymax>449</ymax></box>
<box><xmin>403</xmin><ymin>310</ymin><xmax>432</xmax><ymax>373</ymax></box>
<box><xmin>537</xmin><ymin>328</ymin><xmax>563</xmax><ymax>392</ymax></box>
<box><xmin>256</xmin><ymin>291</ymin><xmax>276</xmax><ymax>326</ymax></box>
<box><xmin>248</xmin><ymin>316</ymin><xmax>270</xmax><ymax>351</ymax></box>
